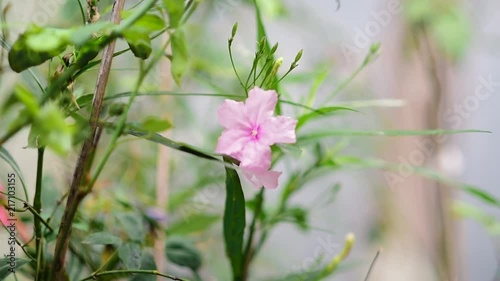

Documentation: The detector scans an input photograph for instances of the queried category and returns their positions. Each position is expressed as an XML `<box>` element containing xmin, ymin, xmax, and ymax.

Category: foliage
<box><xmin>0</xmin><ymin>0</ymin><xmax>496</xmax><ymax>281</ymax></box>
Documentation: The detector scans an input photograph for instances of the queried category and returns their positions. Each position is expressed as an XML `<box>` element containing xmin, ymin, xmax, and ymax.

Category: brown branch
<box><xmin>50</xmin><ymin>0</ymin><xmax>125</xmax><ymax>280</ymax></box>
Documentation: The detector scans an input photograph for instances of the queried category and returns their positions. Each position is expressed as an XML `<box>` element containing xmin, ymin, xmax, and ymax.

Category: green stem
<box><xmin>51</xmin><ymin>1</ymin><xmax>132</xmax><ymax>279</ymax></box>
<box><xmin>79</xmin><ymin>270</ymin><xmax>188</xmax><ymax>281</ymax></box>
<box><xmin>327</xmin><ymin>47</ymin><xmax>378</xmax><ymax>101</ymax></box>
<box><xmin>87</xmin><ymin>37</ymin><xmax>171</xmax><ymax>191</ymax></box>
<box><xmin>244</xmin><ymin>54</ymin><xmax>260</xmax><ymax>89</ymax></box>
<box><xmin>34</xmin><ymin>147</ymin><xmax>45</xmax><ymax>281</ymax></box>
<box><xmin>241</xmin><ymin>188</ymin><xmax>264</xmax><ymax>280</ymax></box>
<box><xmin>253</xmin><ymin>58</ymin><xmax>273</xmax><ymax>86</ymax></box>
<box><xmin>114</xmin><ymin>0</ymin><xmax>158</xmax><ymax>34</ymax></box>
<box><xmin>91</xmin><ymin>249</ymin><xmax>119</xmax><ymax>275</ymax></box>
<box><xmin>76</xmin><ymin>0</ymin><xmax>86</xmax><ymax>25</ymax></box>
<box><xmin>0</xmin><ymin>0</ymin><xmax>161</xmax><ymax>147</ymax></box>
<box><xmin>228</xmin><ymin>41</ymin><xmax>247</xmax><ymax>94</ymax></box>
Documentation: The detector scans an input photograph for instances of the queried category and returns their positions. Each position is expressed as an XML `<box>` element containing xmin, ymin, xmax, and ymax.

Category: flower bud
<box><xmin>323</xmin><ymin>232</ymin><xmax>355</xmax><ymax>275</ymax></box>
<box><xmin>294</xmin><ymin>49</ymin><xmax>303</xmax><ymax>64</ymax></box>
<box><xmin>270</xmin><ymin>42</ymin><xmax>279</xmax><ymax>55</ymax></box>
<box><xmin>258</xmin><ymin>37</ymin><xmax>267</xmax><ymax>54</ymax></box>
<box><xmin>370</xmin><ymin>42</ymin><xmax>381</xmax><ymax>54</ymax></box>
<box><xmin>271</xmin><ymin>57</ymin><xmax>283</xmax><ymax>75</ymax></box>
<box><xmin>231</xmin><ymin>22</ymin><xmax>238</xmax><ymax>38</ymax></box>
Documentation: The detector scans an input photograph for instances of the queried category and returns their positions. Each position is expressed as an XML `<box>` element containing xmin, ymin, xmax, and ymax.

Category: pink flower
<box><xmin>216</xmin><ymin>87</ymin><xmax>297</xmax><ymax>189</ymax></box>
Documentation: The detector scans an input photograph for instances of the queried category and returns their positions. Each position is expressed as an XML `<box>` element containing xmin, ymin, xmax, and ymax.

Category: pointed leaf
<box><xmin>82</xmin><ymin>232</ymin><xmax>122</xmax><ymax>245</ymax></box>
<box><xmin>0</xmin><ymin>258</ymin><xmax>31</xmax><ymax>280</ymax></box>
<box><xmin>165</xmin><ymin>237</ymin><xmax>202</xmax><ymax>271</ymax></box>
<box><xmin>222</xmin><ymin>157</ymin><xmax>246</xmax><ymax>280</ymax></box>
<box><xmin>118</xmin><ymin>243</ymin><xmax>142</xmax><ymax>269</ymax></box>
<box><xmin>9</xmin><ymin>25</ymin><xmax>71</xmax><ymax>72</ymax></box>
<box><xmin>170</xmin><ymin>29</ymin><xmax>188</xmax><ymax>85</ymax></box>
<box><xmin>163</xmin><ymin>0</ymin><xmax>184</xmax><ymax>28</ymax></box>
<box><xmin>124</xmin><ymin>30</ymin><xmax>152</xmax><ymax>59</ymax></box>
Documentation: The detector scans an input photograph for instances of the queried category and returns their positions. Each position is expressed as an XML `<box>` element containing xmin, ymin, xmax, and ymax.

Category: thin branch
<box><xmin>34</xmin><ymin>147</ymin><xmax>45</xmax><ymax>281</ymax></box>
<box><xmin>0</xmin><ymin>191</ymin><xmax>54</xmax><ymax>233</ymax></box>
<box><xmin>76</xmin><ymin>0</ymin><xmax>86</xmax><ymax>25</ymax></box>
<box><xmin>50</xmin><ymin>0</ymin><xmax>126</xmax><ymax>279</ymax></box>
<box><xmin>79</xmin><ymin>269</ymin><xmax>188</xmax><ymax>281</ymax></box>
<box><xmin>242</xmin><ymin>188</ymin><xmax>264</xmax><ymax>280</ymax></box>
<box><xmin>364</xmin><ymin>249</ymin><xmax>381</xmax><ymax>281</ymax></box>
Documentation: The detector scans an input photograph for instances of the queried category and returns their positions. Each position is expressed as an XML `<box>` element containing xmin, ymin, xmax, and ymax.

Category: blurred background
<box><xmin>1</xmin><ymin>0</ymin><xmax>499</xmax><ymax>280</ymax></box>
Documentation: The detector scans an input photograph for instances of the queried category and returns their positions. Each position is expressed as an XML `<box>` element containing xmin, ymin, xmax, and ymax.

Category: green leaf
<box><xmin>82</xmin><ymin>232</ymin><xmax>123</xmax><ymax>245</ymax></box>
<box><xmin>431</xmin><ymin>7</ymin><xmax>471</xmax><ymax>60</ymax></box>
<box><xmin>303</xmin><ymin>69</ymin><xmax>329</xmax><ymax>109</ymax></box>
<box><xmin>336</xmin><ymin>99</ymin><xmax>406</xmax><ymax>109</ymax></box>
<box><xmin>121</xmin><ymin>13</ymin><xmax>163</xmax><ymax>60</ymax></box>
<box><xmin>118</xmin><ymin>243</ymin><xmax>143</xmax><ymax>269</ymax></box>
<box><xmin>170</xmin><ymin>29</ymin><xmax>188</xmax><ymax>85</ymax></box>
<box><xmin>140</xmin><ymin>116</ymin><xmax>172</xmax><ymax>133</ymax></box>
<box><xmin>124</xmin><ymin>30</ymin><xmax>152</xmax><ymax>59</ymax></box>
<box><xmin>14</xmin><ymin>84</ymin><xmax>39</xmax><ymax>115</ymax></box>
<box><xmin>0</xmin><ymin>147</ymin><xmax>30</xmax><ymax>201</ymax></box>
<box><xmin>116</xmin><ymin>212</ymin><xmax>145</xmax><ymax>242</ymax></box>
<box><xmin>105</xmin><ymin>91</ymin><xmax>243</xmax><ymax>101</ymax></box>
<box><xmin>299</xmin><ymin>129</ymin><xmax>490</xmax><ymax>143</ymax></box>
<box><xmin>276</xmin><ymin>143</ymin><xmax>302</xmax><ymax>156</ymax></box>
<box><xmin>167</xmin><ymin>213</ymin><xmax>219</xmax><ymax>235</ymax></box>
<box><xmin>297</xmin><ymin>106</ymin><xmax>357</xmax><ymax>129</ymax></box>
<box><xmin>452</xmin><ymin>201</ymin><xmax>500</xmax><ymax>235</ymax></box>
<box><xmin>129</xmin><ymin>252</ymin><xmax>157</xmax><ymax>281</ymax></box>
<box><xmin>223</xmin><ymin>157</ymin><xmax>246</xmax><ymax>280</ymax></box>
<box><xmin>0</xmin><ymin>258</ymin><xmax>31</xmax><ymax>280</ymax></box>
<box><xmin>332</xmin><ymin>156</ymin><xmax>500</xmax><ymax>207</ymax></box>
<box><xmin>75</xmin><ymin>94</ymin><xmax>94</xmax><ymax>109</ymax></box>
<box><xmin>9</xmin><ymin>25</ymin><xmax>70</xmax><ymax>72</ymax></box>
<box><xmin>163</xmin><ymin>0</ymin><xmax>184</xmax><ymax>28</ymax></box>
<box><xmin>31</xmin><ymin>103</ymin><xmax>75</xmax><ymax>154</ymax></box>
<box><xmin>129</xmin><ymin>13</ymin><xmax>165</xmax><ymax>33</ymax></box>
<box><xmin>462</xmin><ymin>187</ymin><xmax>500</xmax><ymax>207</ymax></box>
<box><xmin>108</xmin><ymin>103</ymin><xmax>127</xmax><ymax>116</ymax></box>
<box><xmin>255</xmin><ymin>0</ymin><xmax>286</xmax><ymax>18</ymax></box>
<box><xmin>69</xmin><ymin>22</ymin><xmax>111</xmax><ymax>47</ymax></box>
<box><xmin>74</xmin><ymin>35</ymin><xmax>107</xmax><ymax>66</ymax></box>
<box><xmin>285</xmin><ymin>207</ymin><xmax>309</xmax><ymax>231</ymax></box>
<box><xmin>125</xmin><ymin>129</ymin><xmax>220</xmax><ymax>162</ymax></box>
<box><xmin>165</xmin><ymin>237</ymin><xmax>202</xmax><ymax>271</ymax></box>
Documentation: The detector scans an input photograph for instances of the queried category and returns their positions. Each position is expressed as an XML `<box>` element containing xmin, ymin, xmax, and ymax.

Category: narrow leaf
<box><xmin>333</xmin><ymin>156</ymin><xmax>500</xmax><ymax>207</ymax></box>
<box><xmin>163</xmin><ymin>0</ymin><xmax>184</xmax><ymax>28</ymax></box>
<box><xmin>165</xmin><ymin>237</ymin><xmax>202</xmax><ymax>271</ymax></box>
<box><xmin>299</xmin><ymin>129</ymin><xmax>490</xmax><ymax>142</ymax></box>
<box><xmin>0</xmin><ymin>147</ymin><xmax>29</xmax><ymax>201</ymax></box>
<box><xmin>223</xmin><ymin>157</ymin><xmax>246</xmax><ymax>280</ymax></box>
<box><xmin>297</xmin><ymin>106</ymin><xmax>357</xmax><ymax>129</ymax></box>
<box><xmin>82</xmin><ymin>232</ymin><xmax>122</xmax><ymax>245</ymax></box>
<box><xmin>0</xmin><ymin>258</ymin><xmax>31</xmax><ymax>280</ymax></box>
<box><xmin>170</xmin><ymin>29</ymin><xmax>188</xmax><ymax>85</ymax></box>
<box><xmin>167</xmin><ymin>213</ymin><xmax>219</xmax><ymax>235</ymax></box>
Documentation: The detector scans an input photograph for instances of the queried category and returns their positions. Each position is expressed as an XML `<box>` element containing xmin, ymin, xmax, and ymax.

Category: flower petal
<box><xmin>218</xmin><ymin>99</ymin><xmax>249</xmax><ymax>129</ymax></box>
<box><xmin>239</xmin><ymin>141</ymin><xmax>272</xmax><ymax>170</ymax></box>
<box><xmin>264</xmin><ymin>116</ymin><xmax>297</xmax><ymax>144</ymax></box>
<box><xmin>245</xmin><ymin>87</ymin><xmax>278</xmax><ymax>125</ymax></box>
<box><xmin>216</xmin><ymin>129</ymin><xmax>249</xmax><ymax>158</ymax></box>
<box><xmin>243</xmin><ymin>168</ymin><xmax>282</xmax><ymax>189</ymax></box>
